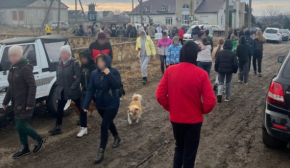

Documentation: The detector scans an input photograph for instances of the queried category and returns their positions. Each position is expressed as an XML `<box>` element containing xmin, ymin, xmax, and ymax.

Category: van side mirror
<box><xmin>278</xmin><ymin>56</ymin><xmax>285</xmax><ymax>63</ymax></box>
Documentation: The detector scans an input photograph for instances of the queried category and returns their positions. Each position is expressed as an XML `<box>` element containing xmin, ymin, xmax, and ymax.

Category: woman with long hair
<box><xmin>83</xmin><ymin>54</ymin><xmax>122</xmax><ymax>164</ymax></box>
<box><xmin>253</xmin><ymin>31</ymin><xmax>266</xmax><ymax>77</ymax></box>
<box><xmin>212</xmin><ymin>38</ymin><xmax>224</xmax><ymax>91</ymax></box>
<box><xmin>156</xmin><ymin>41</ymin><xmax>216</xmax><ymax>168</ymax></box>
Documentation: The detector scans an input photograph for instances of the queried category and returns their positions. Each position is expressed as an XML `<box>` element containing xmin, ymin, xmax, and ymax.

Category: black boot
<box><xmin>48</xmin><ymin>125</ymin><xmax>62</xmax><ymax>135</ymax></box>
<box><xmin>112</xmin><ymin>135</ymin><xmax>121</xmax><ymax>148</ymax></box>
<box><xmin>145</xmin><ymin>77</ymin><xmax>148</xmax><ymax>82</ymax></box>
<box><xmin>213</xmin><ymin>85</ymin><xmax>217</xmax><ymax>92</ymax></box>
<box><xmin>217</xmin><ymin>95</ymin><xmax>222</xmax><ymax>103</ymax></box>
<box><xmin>94</xmin><ymin>148</ymin><xmax>105</xmax><ymax>164</ymax></box>
<box><xmin>33</xmin><ymin>136</ymin><xmax>45</xmax><ymax>153</ymax></box>
<box><xmin>13</xmin><ymin>146</ymin><xmax>30</xmax><ymax>159</ymax></box>
<box><xmin>142</xmin><ymin>77</ymin><xmax>146</xmax><ymax>84</ymax></box>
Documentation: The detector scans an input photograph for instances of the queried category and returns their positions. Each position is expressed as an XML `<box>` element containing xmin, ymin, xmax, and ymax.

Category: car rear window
<box><xmin>265</xmin><ymin>29</ymin><xmax>278</xmax><ymax>34</ymax></box>
<box><xmin>283</xmin><ymin>58</ymin><xmax>290</xmax><ymax>78</ymax></box>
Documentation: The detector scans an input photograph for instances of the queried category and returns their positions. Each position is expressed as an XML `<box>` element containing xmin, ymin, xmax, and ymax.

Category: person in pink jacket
<box><xmin>157</xmin><ymin>32</ymin><xmax>172</xmax><ymax>75</ymax></box>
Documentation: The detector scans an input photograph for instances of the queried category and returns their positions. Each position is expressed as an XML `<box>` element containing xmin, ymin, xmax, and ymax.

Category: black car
<box><xmin>262</xmin><ymin>51</ymin><xmax>290</xmax><ymax>148</ymax></box>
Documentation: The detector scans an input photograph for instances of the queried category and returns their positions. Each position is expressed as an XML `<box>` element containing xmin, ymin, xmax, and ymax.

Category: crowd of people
<box><xmin>4</xmin><ymin>23</ymin><xmax>266</xmax><ymax>168</ymax></box>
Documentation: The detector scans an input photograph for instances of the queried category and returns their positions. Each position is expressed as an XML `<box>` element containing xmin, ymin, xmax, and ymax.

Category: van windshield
<box><xmin>265</xmin><ymin>29</ymin><xmax>278</xmax><ymax>34</ymax></box>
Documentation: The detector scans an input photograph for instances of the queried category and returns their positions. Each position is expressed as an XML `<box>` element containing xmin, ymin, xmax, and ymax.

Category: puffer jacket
<box><xmin>3</xmin><ymin>58</ymin><xmax>36</xmax><ymax>120</ymax></box>
<box><xmin>83</xmin><ymin>54</ymin><xmax>122</xmax><ymax>110</ymax></box>
<box><xmin>157</xmin><ymin>38</ymin><xmax>172</xmax><ymax>55</ymax></box>
<box><xmin>79</xmin><ymin>49</ymin><xmax>97</xmax><ymax>94</ymax></box>
<box><xmin>215</xmin><ymin>40</ymin><xmax>238</xmax><ymax>74</ymax></box>
<box><xmin>136</xmin><ymin>31</ymin><xmax>156</xmax><ymax>57</ymax></box>
<box><xmin>166</xmin><ymin>43</ymin><xmax>182</xmax><ymax>65</ymax></box>
<box><xmin>236</xmin><ymin>36</ymin><xmax>252</xmax><ymax>62</ymax></box>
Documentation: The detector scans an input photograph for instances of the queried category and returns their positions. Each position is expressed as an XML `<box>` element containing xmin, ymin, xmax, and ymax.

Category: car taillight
<box><xmin>267</xmin><ymin>81</ymin><xmax>285</xmax><ymax>107</ymax></box>
<box><xmin>273</xmin><ymin>124</ymin><xmax>287</xmax><ymax>130</ymax></box>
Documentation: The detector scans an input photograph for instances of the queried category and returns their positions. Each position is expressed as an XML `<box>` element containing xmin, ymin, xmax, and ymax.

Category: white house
<box><xmin>0</xmin><ymin>0</ymin><xmax>69</xmax><ymax>28</ymax></box>
<box><xmin>129</xmin><ymin>0</ymin><xmax>177</xmax><ymax>26</ymax></box>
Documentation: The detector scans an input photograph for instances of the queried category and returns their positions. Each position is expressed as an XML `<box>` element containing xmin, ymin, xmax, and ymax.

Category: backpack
<box><xmin>245</xmin><ymin>36</ymin><xmax>253</xmax><ymax>54</ymax></box>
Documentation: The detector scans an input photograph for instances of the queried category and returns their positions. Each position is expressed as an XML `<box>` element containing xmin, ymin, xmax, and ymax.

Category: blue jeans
<box><xmin>197</xmin><ymin>62</ymin><xmax>212</xmax><ymax>76</ymax></box>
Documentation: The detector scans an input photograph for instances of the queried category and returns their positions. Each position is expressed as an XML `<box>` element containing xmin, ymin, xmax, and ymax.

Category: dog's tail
<box><xmin>132</xmin><ymin>94</ymin><xmax>142</xmax><ymax>102</ymax></box>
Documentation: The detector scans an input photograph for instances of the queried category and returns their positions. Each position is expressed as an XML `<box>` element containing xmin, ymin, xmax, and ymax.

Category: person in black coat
<box><xmin>49</xmin><ymin>45</ymin><xmax>82</xmax><ymax>135</ymax></box>
<box><xmin>253</xmin><ymin>31</ymin><xmax>266</xmax><ymax>77</ymax></box>
<box><xmin>83</xmin><ymin>54</ymin><xmax>122</xmax><ymax>164</ymax></box>
<box><xmin>236</xmin><ymin>36</ymin><xmax>252</xmax><ymax>84</ymax></box>
<box><xmin>215</xmin><ymin>40</ymin><xmax>238</xmax><ymax>103</ymax></box>
<box><xmin>76</xmin><ymin>49</ymin><xmax>97</xmax><ymax>138</ymax></box>
<box><xmin>89</xmin><ymin>32</ymin><xmax>113</xmax><ymax>60</ymax></box>
<box><xmin>2</xmin><ymin>46</ymin><xmax>45</xmax><ymax>159</ymax></box>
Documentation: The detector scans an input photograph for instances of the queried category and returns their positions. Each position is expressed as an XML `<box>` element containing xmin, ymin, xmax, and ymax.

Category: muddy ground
<box><xmin>0</xmin><ymin>41</ymin><xmax>290</xmax><ymax>168</ymax></box>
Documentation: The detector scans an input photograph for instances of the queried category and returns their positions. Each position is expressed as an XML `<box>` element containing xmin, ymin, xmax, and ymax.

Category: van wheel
<box><xmin>46</xmin><ymin>86</ymin><xmax>72</xmax><ymax>117</ymax></box>
<box><xmin>262</xmin><ymin>129</ymin><xmax>286</xmax><ymax>148</ymax></box>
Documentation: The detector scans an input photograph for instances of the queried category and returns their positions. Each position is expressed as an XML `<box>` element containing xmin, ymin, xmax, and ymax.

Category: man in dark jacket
<box><xmin>244</xmin><ymin>30</ymin><xmax>254</xmax><ymax>71</ymax></box>
<box><xmin>3</xmin><ymin>46</ymin><xmax>44</xmax><ymax>159</ymax></box>
<box><xmin>116</xmin><ymin>26</ymin><xmax>126</xmax><ymax>37</ymax></box>
<box><xmin>77</xmin><ymin>48</ymin><xmax>97</xmax><ymax>137</ymax></box>
<box><xmin>89</xmin><ymin>32</ymin><xmax>113</xmax><ymax>61</ymax></box>
<box><xmin>215</xmin><ymin>40</ymin><xmax>238</xmax><ymax>103</ymax></box>
<box><xmin>83</xmin><ymin>54</ymin><xmax>122</xmax><ymax>164</ymax></box>
<box><xmin>126</xmin><ymin>24</ymin><xmax>134</xmax><ymax>38</ymax></box>
<box><xmin>236</xmin><ymin>36</ymin><xmax>252</xmax><ymax>84</ymax></box>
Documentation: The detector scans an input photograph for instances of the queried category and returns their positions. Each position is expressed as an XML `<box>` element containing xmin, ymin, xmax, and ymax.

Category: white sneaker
<box><xmin>238</xmin><ymin>80</ymin><xmax>242</xmax><ymax>83</ymax></box>
<box><xmin>77</xmin><ymin>127</ymin><xmax>88</xmax><ymax>138</ymax></box>
<box><xmin>224</xmin><ymin>99</ymin><xmax>230</xmax><ymax>102</ymax></box>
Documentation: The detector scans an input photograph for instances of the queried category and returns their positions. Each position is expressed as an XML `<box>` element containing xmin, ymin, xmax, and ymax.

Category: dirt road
<box><xmin>1</xmin><ymin>42</ymin><xmax>290</xmax><ymax>168</ymax></box>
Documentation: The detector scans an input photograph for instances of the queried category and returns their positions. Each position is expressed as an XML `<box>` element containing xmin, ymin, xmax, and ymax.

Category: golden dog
<box><xmin>127</xmin><ymin>94</ymin><xmax>142</xmax><ymax>124</ymax></box>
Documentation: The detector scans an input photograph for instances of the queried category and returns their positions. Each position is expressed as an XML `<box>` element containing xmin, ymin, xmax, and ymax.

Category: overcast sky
<box><xmin>63</xmin><ymin>0</ymin><xmax>290</xmax><ymax>16</ymax></box>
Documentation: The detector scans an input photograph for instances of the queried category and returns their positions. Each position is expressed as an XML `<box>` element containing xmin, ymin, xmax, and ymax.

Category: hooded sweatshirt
<box><xmin>236</xmin><ymin>36</ymin><xmax>252</xmax><ymax>62</ymax></box>
<box><xmin>83</xmin><ymin>54</ymin><xmax>122</xmax><ymax>110</ymax></box>
<box><xmin>166</xmin><ymin>43</ymin><xmax>182</xmax><ymax>65</ymax></box>
<box><xmin>136</xmin><ymin>30</ymin><xmax>156</xmax><ymax>57</ymax></box>
<box><xmin>197</xmin><ymin>41</ymin><xmax>212</xmax><ymax>62</ymax></box>
<box><xmin>156</xmin><ymin>41</ymin><xmax>216</xmax><ymax>124</ymax></box>
<box><xmin>157</xmin><ymin>37</ymin><xmax>172</xmax><ymax>55</ymax></box>
<box><xmin>79</xmin><ymin>49</ymin><xmax>96</xmax><ymax>93</ymax></box>
<box><xmin>215</xmin><ymin>40</ymin><xmax>238</xmax><ymax>74</ymax></box>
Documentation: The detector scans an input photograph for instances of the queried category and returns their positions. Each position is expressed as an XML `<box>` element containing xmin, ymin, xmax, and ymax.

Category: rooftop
<box><xmin>195</xmin><ymin>0</ymin><xmax>226</xmax><ymax>13</ymax></box>
<box><xmin>130</xmin><ymin>0</ymin><xmax>176</xmax><ymax>15</ymax></box>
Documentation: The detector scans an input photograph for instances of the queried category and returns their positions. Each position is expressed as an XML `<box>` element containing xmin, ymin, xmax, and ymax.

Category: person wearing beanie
<box><xmin>3</xmin><ymin>45</ymin><xmax>45</xmax><ymax>159</ymax></box>
<box><xmin>156</xmin><ymin>41</ymin><xmax>216</xmax><ymax>168</ymax></box>
<box><xmin>89</xmin><ymin>32</ymin><xmax>113</xmax><ymax>60</ymax></box>
<box><xmin>166</xmin><ymin>36</ymin><xmax>182</xmax><ymax>67</ymax></box>
<box><xmin>157</xmin><ymin>32</ymin><xmax>172</xmax><ymax>75</ymax></box>
<box><xmin>76</xmin><ymin>48</ymin><xmax>97</xmax><ymax>137</ymax></box>
<box><xmin>49</xmin><ymin>45</ymin><xmax>82</xmax><ymax>135</ymax></box>
<box><xmin>236</xmin><ymin>36</ymin><xmax>252</xmax><ymax>84</ymax></box>
<box><xmin>136</xmin><ymin>30</ymin><xmax>156</xmax><ymax>84</ymax></box>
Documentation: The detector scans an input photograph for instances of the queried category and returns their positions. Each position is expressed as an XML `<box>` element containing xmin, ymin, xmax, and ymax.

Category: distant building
<box><xmin>99</xmin><ymin>12</ymin><xmax>130</xmax><ymax>25</ymax></box>
<box><xmin>130</xmin><ymin>0</ymin><xmax>245</xmax><ymax>28</ymax></box>
<box><xmin>0</xmin><ymin>0</ymin><xmax>68</xmax><ymax>28</ymax></box>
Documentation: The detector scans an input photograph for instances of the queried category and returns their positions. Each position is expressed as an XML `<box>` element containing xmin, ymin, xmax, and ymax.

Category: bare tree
<box><xmin>266</xmin><ymin>6</ymin><xmax>279</xmax><ymax>24</ymax></box>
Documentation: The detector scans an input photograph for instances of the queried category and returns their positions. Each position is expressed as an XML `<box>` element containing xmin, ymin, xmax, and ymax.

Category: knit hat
<box><xmin>98</xmin><ymin>32</ymin><xmax>107</xmax><ymax>40</ymax></box>
<box><xmin>173</xmin><ymin>36</ymin><xmax>179</xmax><ymax>41</ymax></box>
<box><xmin>8</xmin><ymin>45</ymin><xmax>23</xmax><ymax>57</ymax></box>
<box><xmin>60</xmin><ymin>45</ymin><xmax>72</xmax><ymax>56</ymax></box>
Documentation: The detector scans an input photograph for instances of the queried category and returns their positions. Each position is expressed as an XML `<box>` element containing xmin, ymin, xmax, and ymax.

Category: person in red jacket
<box><xmin>178</xmin><ymin>27</ymin><xmax>184</xmax><ymax>45</ymax></box>
<box><xmin>156</xmin><ymin>41</ymin><xmax>216</xmax><ymax>168</ymax></box>
<box><xmin>89</xmin><ymin>32</ymin><xmax>113</xmax><ymax>61</ymax></box>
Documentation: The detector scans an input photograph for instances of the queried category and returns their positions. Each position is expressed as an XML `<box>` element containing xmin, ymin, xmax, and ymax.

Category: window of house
<box><xmin>166</xmin><ymin>17</ymin><xmax>173</xmax><ymax>25</ymax></box>
<box><xmin>19</xmin><ymin>11</ymin><xmax>24</xmax><ymax>21</ymax></box>
<box><xmin>182</xmin><ymin>15</ymin><xmax>189</xmax><ymax>25</ymax></box>
<box><xmin>182</xmin><ymin>4</ymin><xmax>190</xmax><ymax>9</ymax></box>
<box><xmin>12</xmin><ymin>11</ymin><xmax>17</xmax><ymax>20</ymax></box>
<box><xmin>1</xmin><ymin>44</ymin><xmax>37</xmax><ymax>71</ymax></box>
<box><xmin>159</xmin><ymin>6</ymin><xmax>167</xmax><ymax>11</ymax></box>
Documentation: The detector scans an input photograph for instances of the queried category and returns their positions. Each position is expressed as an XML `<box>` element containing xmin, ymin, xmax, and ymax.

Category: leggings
<box><xmin>171</xmin><ymin>122</ymin><xmax>202</xmax><ymax>168</ymax></box>
<box><xmin>98</xmin><ymin>109</ymin><xmax>119</xmax><ymax>149</ymax></box>
<box><xmin>57</xmin><ymin>91</ymin><xmax>81</xmax><ymax>126</ymax></box>
<box><xmin>253</xmin><ymin>50</ymin><xmax>263</xmax><ymax>73</ymax></box>
<box><xmin>160</xmin><ymin>55</ymin><xmax>166</xmax><ymax>74</ymax></box>
<box><xmin>16</xmin><ymin>120</ymin><xmax>39</xmax><ymax>146</ymax></box>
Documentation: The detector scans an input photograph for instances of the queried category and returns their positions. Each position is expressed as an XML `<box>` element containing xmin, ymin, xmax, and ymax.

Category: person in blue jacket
<box><xmin>83</xmin><ymin>54</ymin><xmax>122</xmax><ymax>164</ymax></box>
<box><xmin>244</xmin><ymin>30</ymin><xmax>254</xmax><ymax>71</ymax></box>
<box><xmin>166</xmin><ymin>36</ymin><xmax>182</xmax><ymax>67</ymax></box>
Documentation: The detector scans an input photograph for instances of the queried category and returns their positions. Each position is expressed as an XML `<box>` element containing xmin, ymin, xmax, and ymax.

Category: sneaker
<box><xmin>142</xmin><ymin>77</ymin><xmax>146</xmax><ymax>84</ymax></box>
<box><xmin>238</xmin><ymin>80</ymin><xmax>242</xmax><ymax>83</ymax></box>
<box><xmin>217</xmin><ymin>95</ymin><xmax>222</xmax><ymax>103</ymax></box>
<box><xmin>33</xmin><ymin>136</ymin><xmax>45</xmax><ymax>153</ymax></box>
<box><xmin>224</xmin><ymin>99</ymin><xmax>230</xmax><ymax>102</ymax></box>
<box><xmin>258</xmin><ymin>73</ymin><xmax>262</xmax><ymax>77</ymax></box>
<box><xmin>13</xmin><ymin>146</ymin><xmax>30</xmax><ymax>159</ymax></box>
<box><xmin>77</xmin><ymin>127</ymin><xmax>88</xmax><ymax>138</ymax></box>
<box><xmin>49</xmin><ymin>125</ymin><xmax>62</xmax><ymax>135</ymax></box>
<box><xmin>245</xmin><ymin>83</ymin><xmax>249</xmax><ymax>85</ymax></box>
<box><xmin>213</xmin><ymin>85</ymin><xmax>218</xmax><ymax>91</ymax></box>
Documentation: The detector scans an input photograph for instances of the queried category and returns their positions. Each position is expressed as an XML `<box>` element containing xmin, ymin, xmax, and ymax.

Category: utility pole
<box><xmin>39</xmin><ymin>0</ymin><xmax>54</xmax><ymax>35</ymax></box>
<box><xmin>248</xmin><ymin>0</ymin><xmax>252</xmax><ymax>30</ymax></box>
<box><xmin>138</xmin><ymin>0</ymin><xmax>143</xmax><ymax>24</ymax></box>
<box><xmin>132</xmin><ymin>0</ymin><xmax>134</xmax><ymax>24</ymax></box>
<box><xmin>75</xmin><ymin>0</ymin><xmax>77</xmax><ymax>23</ymax></box>
<box><xmin>79</xmin><ymin>0</ymin><xmax>87</xmax><ymax>21</ymax></box>
<box><xmin>225</xmin><ymin>0</ymin><xmax>229</xmax><ymax>39</ymax></box>
<box><xmin>57</xmin><ymin>0</ymin><xmax>61</xmax><ymax>34</ymax></box>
